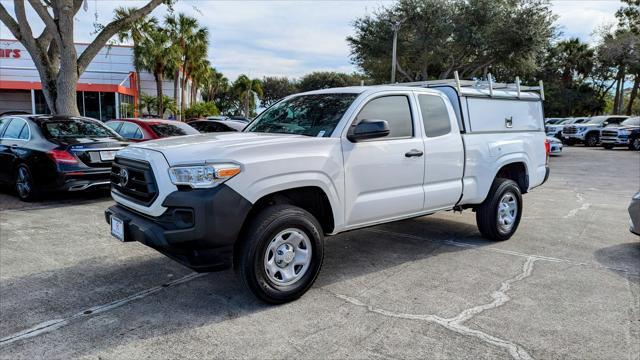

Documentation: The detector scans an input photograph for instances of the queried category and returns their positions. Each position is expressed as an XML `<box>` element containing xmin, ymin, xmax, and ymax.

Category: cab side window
<box><xmin>355</xmin><ymin>95</ymin><xmax>413</xmax><ymax>138</ymax></box>
<box><xmin>418</xmin><ymin>94</ymin><xmax>451</xmax><ymax>137</ymax></box>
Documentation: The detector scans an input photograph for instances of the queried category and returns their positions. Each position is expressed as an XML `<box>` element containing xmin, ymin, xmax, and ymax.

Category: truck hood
<box><xmin>127</xmin><ymin>132</ymin><xmax>320</xmax><ymax>165</ymax></box>
<box><xmin>603</xmin><ymin>125</ymin><xmax>639</xmax><ymax>130</ymax></box>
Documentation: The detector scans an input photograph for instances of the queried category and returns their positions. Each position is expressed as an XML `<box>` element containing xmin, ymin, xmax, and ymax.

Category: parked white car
<box><xmin>106</xmin><ymin>79</ymin><xmax>549</xmax><ymax>303</ymax></box>
<box><xmin>547</xmin><ymin>136</ymin><xmax>563</xmax><ymax>155</ymax></box>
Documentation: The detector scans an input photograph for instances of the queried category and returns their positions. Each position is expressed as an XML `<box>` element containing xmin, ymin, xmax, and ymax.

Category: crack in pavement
<box><xmin>0</xmin><ymin>272</ymin><xmax>207</xmax><ymax>347</ymax></box>
<box><xmin>564</xmin><ymin>191</ymin><xmax>591</xmax><ymax>219</ymax></box>
<box><xmin>332</xmin><ymin>257</ymin><xmax>538</xmax><ymax>360</ymax></box>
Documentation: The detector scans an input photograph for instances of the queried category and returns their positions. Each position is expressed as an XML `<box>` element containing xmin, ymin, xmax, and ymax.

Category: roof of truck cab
<box><xmin>297</xmin><ymin>85</ymin><xmax>541</xmax><ymax>100</ymax></box>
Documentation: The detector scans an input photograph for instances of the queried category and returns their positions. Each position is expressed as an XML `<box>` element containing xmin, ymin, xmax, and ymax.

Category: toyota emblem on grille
<box><xmin>119</xmin><ymin>168</ymin><xmax>129</xmax><ymax>187</ymax></box>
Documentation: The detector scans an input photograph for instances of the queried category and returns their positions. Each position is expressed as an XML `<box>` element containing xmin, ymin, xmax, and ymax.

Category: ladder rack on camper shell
<box><xmin>390</xmin><ymin>71</ymin><xmax>545</xmax><ymax>101</ymax></box>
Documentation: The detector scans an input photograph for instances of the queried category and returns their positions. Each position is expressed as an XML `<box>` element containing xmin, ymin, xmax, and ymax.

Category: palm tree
<box><xmin>114</xmin><ymin>8</ymin><xmax>157</xmax><ymax>110</ymax></box>
<box><xmin>138</xmin><ymin>25</ymin><xmax>176</xmax><ymax>117</ymax></box>
<box><xmin>165</xmin><ymin>14</ymin><xmax>209</xmax><ymax>120</ymax></box>
<box><xmin>140</xmin><ymin>93</ymin><xmax>157</xmax><ymax>115</ymax></box>
<box><xmin>233</xmin><ymin>75</ymin><xmax>263</xmax><ymax>118</ymax></box>
<box><xmin>201</xmin><ymin>67</ymin><xmax>228</xmax><ymax>102</ymax></box>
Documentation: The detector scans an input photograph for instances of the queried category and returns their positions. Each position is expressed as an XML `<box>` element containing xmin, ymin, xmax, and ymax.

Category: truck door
<box><xmin>341</xmin><ymin>93</ymin><xmax>425</xmax><ymax>227</ymax></box>
<box><xmin>416</xmin><ymin>93</ymin><xmax>464</xmax><ymax>211</ymax></box>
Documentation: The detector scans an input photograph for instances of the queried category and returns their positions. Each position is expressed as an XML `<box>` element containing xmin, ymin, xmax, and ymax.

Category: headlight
<box><xmin>633</xmin><ymin>192</ymin><xmax>640</xmax><ymax>200</ymax></box>
<box><xmin>578</xmin><ymin>127</ymin><xmax>586</xmax><ymax>132</ymax></box>
<box><xmin>168</xmin><ymin>163</ymin><xmax>241</xmax><ymax>188</ymax></box>
<box><xmin>620</xmin><ymin>129</ymin><xmax>631</xmax><ymax>135</ymax></box>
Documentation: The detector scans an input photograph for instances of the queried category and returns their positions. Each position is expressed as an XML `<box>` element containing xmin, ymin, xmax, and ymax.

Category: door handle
<box><xmin>405</xmin><ymin>149</ymin><xmax>424</xmax><ymax>158</ymax></box>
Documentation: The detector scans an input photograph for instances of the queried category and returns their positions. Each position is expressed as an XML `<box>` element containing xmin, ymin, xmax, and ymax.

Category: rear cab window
<box><xmin>355</xmin><ymin>95</ymin><xmax>413</xmax><ymax>138</ymax></box>
<box><xmin>418</xmin><ymin>94</ymin><xmax>451</xmax><ymax>137</ymax></box>
<box><xmin>149</xmin><ymin>122</ymin><xmax>200</xmax><ymax>138</ymax></box>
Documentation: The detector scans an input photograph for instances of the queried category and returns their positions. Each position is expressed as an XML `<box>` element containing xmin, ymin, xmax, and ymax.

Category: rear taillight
<box><xmin>48</xmin><ymin>150</ymin><xmax>79</xmax><ymax>164</ymax></box>
<box><xmin>544</xmin><ymin>138</ymin><xmax>550</xmax><ymax>164</ymax></box>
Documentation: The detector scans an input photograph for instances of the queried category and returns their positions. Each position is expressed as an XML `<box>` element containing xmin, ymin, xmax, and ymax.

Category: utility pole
<box><xmin>390</xmin><ymin>20</ymin><xmax>403</xmax><ymax>83</ymax></box>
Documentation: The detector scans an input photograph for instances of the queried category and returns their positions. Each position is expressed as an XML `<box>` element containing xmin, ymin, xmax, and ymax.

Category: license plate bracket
<box><xmin>100</xmin><ymin>150</ymin><xmax>116</xmax><ymax>161</ymax></box>
<box><xmin>111</xmin><ymin>216</ymin><xmax>125</xmax><ymax>241</ymax></box>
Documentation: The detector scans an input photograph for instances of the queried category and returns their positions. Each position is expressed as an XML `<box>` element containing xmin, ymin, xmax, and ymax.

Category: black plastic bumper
<box><xmin>105</xmin><ymin>185</ymin><xmax>252</xmax><ymax>271</ymax></box>
<box><xmin>543</xmin><ymin>165</ymin><xmax>550</xmax><ymax>184</ymax></box>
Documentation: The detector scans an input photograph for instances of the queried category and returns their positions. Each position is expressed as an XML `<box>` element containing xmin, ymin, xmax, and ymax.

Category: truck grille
<box><xmin>601</xmin><ymin>130</ymin><xmax>618</xmax><ymax>137</ymax></box>
<box><xmin>110</xmin><ymin>157</ymin><xmax>158</xmax><ymax>206</ymax></box>
<box><xmin>563</xmin><ymin>126</ymin><xmax>577</xmax><ymax>135</ymax></box>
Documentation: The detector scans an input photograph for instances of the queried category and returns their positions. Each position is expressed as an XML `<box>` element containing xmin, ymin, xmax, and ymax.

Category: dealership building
<box><xmin>0</xmin><ymin>38</ymin><xmax>193</xmax><ymax>120</ymax></box>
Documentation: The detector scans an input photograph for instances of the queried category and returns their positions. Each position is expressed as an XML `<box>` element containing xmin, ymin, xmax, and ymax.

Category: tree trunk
<box><xmin>173</xmin><ymin>70</ymin><xmax>180</xmax><ymax>119</ymax></box>
<box><xmin>626</xmin><ymin>75</ymin><xmax>639</xmax><ymax>116</ymax></box>
<box><xmin>613</xmin><ymin>77</ymin><xmax>622</xmax><ymax>115</ymax></box>
<box><xmin>244</xmin><ymin>92</ymin><xmax>250</xmax><ymax>117</ymax></box>
<box><xmin>155</xmin><ymin>72</ymin><xmax>164</xmax><ymax>118</ymax></box>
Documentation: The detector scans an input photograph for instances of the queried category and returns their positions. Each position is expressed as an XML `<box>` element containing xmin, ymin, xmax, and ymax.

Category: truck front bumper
<box><xmin>563</xmin><ymin>133</ymin><xmax>586</xmax><ymax>142</ymax></box>
<box><xmin>600</xmin><ymin>136</ymin><xmax>630</xmax><ymax>146</ymax></box>
<box><xmin>105</xmin><ymin>185</ymin><xmax>252</xmax><ymax>271</ymax></box>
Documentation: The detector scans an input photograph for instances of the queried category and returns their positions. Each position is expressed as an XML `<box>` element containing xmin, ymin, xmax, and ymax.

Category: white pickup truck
<box><xmin>105</xmin><ymin>79</ymin><xmax>549</xmax><ymax>303</ymax></box>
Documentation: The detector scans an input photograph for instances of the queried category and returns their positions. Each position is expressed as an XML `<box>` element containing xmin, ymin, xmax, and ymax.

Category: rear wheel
<box><xmin>14</xmin><ymin>164</ymin><xmax>40</xmax><ymax>202</ymax></box>
<box><xmin>238</xmin><ymin>204</ymin><xmax>324</xmax><ymax>304</ymax></box>
<box><xmin>630</xmin><ymin>137</ymin><xmax>640</xmax><ymax>151</ymax></box>
<box><xmin>476</xmin><ymin>178</ymin><xmax>522</xmax><ymax>241</ymax></box>
<box><xmin>585</xmin><ymin>133</ymin><xmax>599</xmax><ymax>147</ymax></box>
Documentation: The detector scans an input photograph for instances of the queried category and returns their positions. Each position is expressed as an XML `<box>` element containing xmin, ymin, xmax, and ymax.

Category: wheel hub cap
<box><xmin>264</xmin><ymin>228</ymin><xmax>312</xmax><ymax>286</ymax></box>
<box><xmin>497</xmin><ymin>192</ymin><xmax>518</xmax><ymax>234</ymax></box>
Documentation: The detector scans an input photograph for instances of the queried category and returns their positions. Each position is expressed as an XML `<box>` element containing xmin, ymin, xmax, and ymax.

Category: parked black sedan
<box><xmin>0</xmin><ymin>115</ymin><xmax>129</xmax><ymax>201</ymax></box>
<box><xmin>188</xmin><ymin>119</ymin><xmax>247</xmax><ymax>133</ymax></box>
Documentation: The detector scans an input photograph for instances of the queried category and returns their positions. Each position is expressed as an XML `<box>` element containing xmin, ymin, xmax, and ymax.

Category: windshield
<box><xmin>586</xmin><ymin>117</ymin><xmax>607</xmax><ymax>124</ymax></box>
<box><xmin>41</xmin><ymin>118</ymin><xmax>118</xmax><ymax>139</ymax></box>
<box><xmin>245</xmin><ymin>93</ymin><xmax>359</xmax><ymax>137</ymax></box>
<box><xmin>621</xmin><ymin>117</ymin><xmax>640</xmax><ymax>126</ymax></box>
<box><xmin>149</xmin><ymin>122</ymin><xmax>199</xmax><ymax>138</ymax></box>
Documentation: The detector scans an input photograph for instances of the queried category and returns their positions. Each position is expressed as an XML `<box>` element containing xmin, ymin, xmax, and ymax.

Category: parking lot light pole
<box><xmin>390</xmin><ymin>20</ymin><xmax>403</xmax><ymax>84</ymax></box>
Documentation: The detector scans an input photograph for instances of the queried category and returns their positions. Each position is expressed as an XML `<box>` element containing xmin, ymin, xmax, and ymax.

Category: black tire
<box><xmin>238</xmin><ymin>204</ymin><xmax>324</xmax><ymax>304</ymax></box>
<box><xmin>602</xmin><ymin>144</ymin><xmax>614</xmax><ymax>150</ymax></box>
<box><xmin>564</xmin><ymin>139</ymin><xmax>574</xmax><ymax>146</ymax></box>
<box><xmin>630</xmin><ymin>137</ymin><xmax>640</xmax><ymax>151</ymax></box>
<box><xmin>475</xmin><ymin>178</ymin><xmax>522</xmax><ymax>241</ymax></box>
<box><xmin>14</xmin><ymin>164</ymin><xmax>40</xmax><ymax>202</ymax></box>
<box><xmin>585</xmin><ymin>133</ymin><xmax>599</xmax><ymax>147</ymax></box>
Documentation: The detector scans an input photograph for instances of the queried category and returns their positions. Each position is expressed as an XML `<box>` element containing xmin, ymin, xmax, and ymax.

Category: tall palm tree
<box><xmin>233</xmin><ymin>75</ymin><xmax>263</xmax><ymax>118</ymax></box>
<box><xmin>189</xmin><ymin>58</ymin><xmax>211</xmax><ymax>104</ymax></box>
<box><xmin>138</xmin><ymin>25</ymin><xmax>176</xmax><ymax>117</ymax></box>
<box><xmin>165</xmin><ymin>14</ymin><xmax>209</xmax><ymax>120</ymax></box>
<box><xmin>202</xmin><ymin>67</ymin><xmax>228</xmax><ymax>102</ymax></box>
<box><xmin>114</xmin><ymin>7</ymin><xmax>158</xmax><ymax>110</ymax></box>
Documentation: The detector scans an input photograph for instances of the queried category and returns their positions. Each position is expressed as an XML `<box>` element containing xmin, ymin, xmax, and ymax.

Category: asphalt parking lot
<box><xmin>1</xmin><ymin>146</ymin><xmax>639</xmax><ymax>360</ymax></box>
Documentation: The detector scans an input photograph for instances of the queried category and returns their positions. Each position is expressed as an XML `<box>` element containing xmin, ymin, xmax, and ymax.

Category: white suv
<box><xmin>106</xmin><ymin>84</ymin><xmax>549</xmax><ymax>303</ymax></box>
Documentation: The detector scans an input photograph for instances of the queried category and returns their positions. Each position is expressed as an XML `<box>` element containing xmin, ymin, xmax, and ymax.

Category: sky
<box><xmin>0</xmin><ymin>0</ymin><xmax>622</xmax><ymax>80</ymax></box>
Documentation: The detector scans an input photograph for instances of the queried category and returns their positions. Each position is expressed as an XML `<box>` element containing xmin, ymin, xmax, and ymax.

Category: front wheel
<box><xmin>476</xmin><ymin>178</ymin><xmax>523</xmax><ymax>241</ymax></box>
<box><xmin>630</xmin><ymin>138</ymin><xmax>640</xmax><ymax>151</ymax></box>
<box><xmin>238</xmin><ymin>204</ymin><xmax>324</xmax><ymax>304</ymax></box>
<box><xmin>585</xmin><ymin>133</ymin><xmax>599</xmax><ymax>147</ymax></box>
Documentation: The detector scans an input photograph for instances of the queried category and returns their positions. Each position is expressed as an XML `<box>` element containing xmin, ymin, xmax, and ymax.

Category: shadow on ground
<box><xmin>594</xmin><ymin>241</ymin><xmax>640</xmax><ymax>283</ymax></box>
<box><xmin>0</xmin><ymin>187</ymin><xmax>110</xmax><ymax>212</ymax></box>
<box><xmin>1</xmin><ymin>216</ymin><xmax>486</xmax><ymax>355</ymax></box>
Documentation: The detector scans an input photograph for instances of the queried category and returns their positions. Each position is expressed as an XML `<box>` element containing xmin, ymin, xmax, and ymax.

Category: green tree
<box><xmin>185</xmin><ymin>102</ymin><xmax>219</xmax><ymax>119</ymax></box>
<box><xmin>165</xmin><ymin>13</ymin><xmax>209</xmax><ymax>120</ymax></box>
<box><xmin>233</xmin><ymin>75</ymin><xmax>263</xmax><ymax>118</ymax></box>
<box><xmin>201</xmin><ymin>68</ymin><xmax>229</xmax><ymax>102</ymax></box>
<box><xmin>297</xmin><ymin>72</ymin><xmax>365</xmax><ymax>92</ymax></box>
<box><xmin>138</xmin><ymin>24</ymin><xmax>176</xmax><ymax>117</ymax></box>
<box><xmin>140</xmin><ymin>93</ymin><xmax>157</xmax><ymax>115</ymax></box>
<box><xmin>261</xmin><ymin>76</ymin><xmax>299</xmax><ymax>107</ymax></box>
<box><xmin>114</xmin><ymin>7</ymin><xmax>158</xmax><ymax>109</ymax></box>
<box><xmin>347</xmin><ymin>0</ymin><xmax>556</xmax><ymax>83</ymax></box>
<box><xmin>0</xmin><ymin>0</ymin><xmax>170</xmax><ymax>116</ymax></box>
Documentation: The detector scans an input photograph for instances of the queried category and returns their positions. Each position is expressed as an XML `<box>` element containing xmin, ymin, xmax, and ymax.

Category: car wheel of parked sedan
<box><xmin>14</xmin><ymin>164</ymin><xmax>40</xmax><ymax>202</ymax></box>
<box><xmin>476</xmin><ymin>178</ymin><xmax>522</xmax><ymax>241</ymax></box>
<box><xmin>585</xmin><ymin>133</ymin><xmax>599</xmax><ymax>147</ymax></box>
<box><xmin>630</xmin><ymin>138</ymin><xmax>640</xmax><ymax>151</ymax></box>
<box><xmin>238</xmin><ymin>204</ymin><xmax>324</xmax><ymax>304</ymax></box>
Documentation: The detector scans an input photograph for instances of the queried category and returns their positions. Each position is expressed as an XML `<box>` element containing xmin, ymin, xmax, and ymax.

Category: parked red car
<box><xmin>105</xmin><ymin>118</ymin><xmax>199</xmax><ymax>142</ymax></box>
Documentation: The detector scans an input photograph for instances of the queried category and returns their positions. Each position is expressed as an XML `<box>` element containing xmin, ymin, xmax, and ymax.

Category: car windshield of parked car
<box><xmin>149</xmin><ymin>122</ymin><xmax>199</xmax><ymax>138</ymax></box>
<box><xmin>621</xmin><ymin>117</ymin><xmax>640</xmax><ymax>126</ymax></box>
<box><xmin>585</xmin><ymin>117</ymin><xmax>608</xmax><ymax>125</ymax></box>
<box><xmin>41</xmin><ymin>119</ymin><xmax>117</xmax><ymax>139</ymax></box>
<box><xmin>245</xmin><ymin>93</ymin><xmax>358</xmax><ymax>137</ymax></box>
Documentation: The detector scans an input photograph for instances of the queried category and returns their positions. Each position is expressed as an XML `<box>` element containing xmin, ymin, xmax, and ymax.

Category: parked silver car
<box><xmin>630</xmin><ymin>192</ymin><xmax>640</xmax><ymax>236</ymax></box>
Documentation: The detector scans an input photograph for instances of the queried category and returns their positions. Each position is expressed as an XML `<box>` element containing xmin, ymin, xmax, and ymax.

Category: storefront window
<box><xmin>119</xmin><ymin>94</ymin><xmax>135</xmax><ymax>118</ymax></box>
<box><xmin>100</xmin><ymin>92</ymin><xmax>116</xmax><ymax>121</ymax></box>
<box><xmin>84</xmin><ymin>91</ymin><xmax>100</xmax><ymax>120</ymax></box>
<box><xmin>34</xmin><ymin>90</ymin><xmax>51</xmax><ymax>114</ymax></box>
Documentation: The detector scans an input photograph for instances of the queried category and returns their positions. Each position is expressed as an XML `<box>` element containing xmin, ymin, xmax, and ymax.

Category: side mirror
<box><xmin>347</xmin><ymin>119</ymin><xmax>390</xmax><ymax>142</ymax></box>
